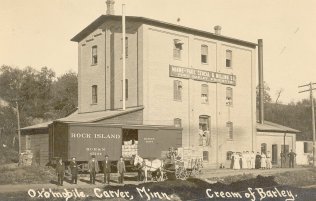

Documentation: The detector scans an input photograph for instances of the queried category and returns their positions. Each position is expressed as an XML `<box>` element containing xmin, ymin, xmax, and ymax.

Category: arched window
<box><xmin>173</xmin><ymin>80</ymin><xmax>182</xmax><ymax>101</ymax></box>
<box><xmin>92</xmin><ymin>45</ymin><xmax>98</xmax><ymax>65</ymax></box>
<box><xmin>199</xmin><ymin>115</ymin><xmax>210</xmax><ymax>131</ymax></box>
<box><xmin>92</xmin><ymin>85</ymin><xmax>98</xmax><ymax>104</ymax></box>
<box><xmin>201</xmin><ymin>45</ymin><xmax>208</xmax><ymax>64</ymax></box>
<box><xmin>226</xmin><ymin>49</ymin><xmax>232</xmax><ymax>67</ymax></box>
<box><xmin>261</xmin><ymin>143</ymin><xmax>267</xmax><ymax>154</ymax></box>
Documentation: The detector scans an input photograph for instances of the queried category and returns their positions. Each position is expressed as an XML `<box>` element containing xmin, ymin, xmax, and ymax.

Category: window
<box><xmin>201</xmin><ymin>45</ymin><xmax>208</xmax><ymax>64</ymax></box>
<box><xmin>174</xmin><ymin>118</ymin><xmax>182</xmax><ymax>128</ymax></box>
<box><xmin>122</xmin><ymin>37</ymin><xmax>128</xmax><ymax>58</ymax></box>
<box><xmin>226</xmin><ymin>87</ymin><xmax>233</xmax><ymax>106</ymax></box>
<box><xmin>261</xmin><ymin>143</ymin><xmax>267</xmax><ymax>154</ymax></box>
<box><xmin>201</xmin><ymin>84</ymin><xmax>208</xmax><ymax>103</ymax></box>
<box><xmin>306</xmin><ymin>142</ymin><xmax>313</xmax><ymax>153</ymax></box>
<box><xmin>226</xmin><ymin>151</ymin><xmax>233</xmax><ymax>160</ymax></box>
<box><xmin>203</xmin><ymin>151</ymin><xmax>209</xmax><ymax>161</ymax></box>
<box><xmin>199</xmin><ymin>116</ymin><xmax>210</xmax><ymax>146</ymax></box>
<box><xmin>173</xmin><ymin>80</ymin><xmax>182</xmax><ymax>101</ymax></box>
<box><xmin>272</xmin><ymin>144</ymin><xmax>278</xmax><ymax>164</ymax></box>
<box><xmin>199</xmin><ymin>116</ymin><xmax>209</xmax><ymax>131</ymax></box>
<box><xmin>173</xmin><ymin>39</ymin><xmax>183</xmax><ymax>59</ymax></box>
<box><xmin>226</xmin><ymin>50</ymin><xmax>232</xmax><ymax>67</ymax></box>
<box><xmin>92</xmin><ymin>85</ymin><xmax>98</xmax><ymax>104</ymax></box>
<box><xmin>92</xmin><ymin>46</ymin><xmax>98</xmax><ymax>65</ymax></box>
<box><xmin>226</xmin><ymin>121</ymin><xmax>233</xmax><ymax>140</ymax></box>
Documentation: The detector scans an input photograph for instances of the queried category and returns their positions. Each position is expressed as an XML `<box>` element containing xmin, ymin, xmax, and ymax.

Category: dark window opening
<box><xmin>203</xmin><ymin>151</ymin><xmax>209</xmax><ymax>161</ymax></box>
<box><xmin>226</xmin><ymin>50</ymin><xmax>232</xmax><ymax>68</ymax></box>
<box><xmin>92</xmin><ymin>85</ymin><xmax>98</xmax><ymax>104</ymax></box>
<box><xmin>92</xmin><ymin>46</ymin><xmax>98</xmax><ymax>65</ymax></box>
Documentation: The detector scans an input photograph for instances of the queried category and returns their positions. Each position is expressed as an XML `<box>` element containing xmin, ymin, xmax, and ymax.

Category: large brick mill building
<box><xmin>21</xmin><ymin>2</ymin><xmax>299</xmax><ymax>168</ymax></box>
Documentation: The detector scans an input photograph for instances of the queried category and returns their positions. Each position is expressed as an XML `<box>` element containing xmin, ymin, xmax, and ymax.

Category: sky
<box><xmin>1</xmin><ymin>0</ymin><xmax>316</xmax><ymax>104</ymax></box>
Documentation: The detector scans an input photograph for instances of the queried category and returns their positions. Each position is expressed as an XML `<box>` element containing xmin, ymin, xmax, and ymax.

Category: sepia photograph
<box><xmin>0</xmin><ymin>0</ymin><xmax>316</xmax><ymax>200</ymax></box>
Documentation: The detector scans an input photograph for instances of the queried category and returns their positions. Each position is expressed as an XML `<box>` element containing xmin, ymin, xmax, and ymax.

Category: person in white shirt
<box><xmin>266</xmin><ymin>151</ymin><xmax>272</xmax><ymax>169</ymax></box>
<box><xmin>233</xmin><ymin>152</ymin><xmax>240</xmax><ymax>170</ymax></box>
<box><xmin>260</xmin><ymin>152</ymin><xmax>267</xmax><ymax>169</ymax></box>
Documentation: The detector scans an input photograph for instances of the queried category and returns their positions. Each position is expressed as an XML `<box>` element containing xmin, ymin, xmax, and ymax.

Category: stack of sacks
<box><xmin>122</xmin><ymin>140</ymin><xmax>138</xmax><ymax>157</ymax></box>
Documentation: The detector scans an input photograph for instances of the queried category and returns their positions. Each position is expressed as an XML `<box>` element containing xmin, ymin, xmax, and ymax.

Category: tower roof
<box><xmin>71</xmin><ymin>15</ymin><xmax>257</xmax><ymax>49</ymax></box>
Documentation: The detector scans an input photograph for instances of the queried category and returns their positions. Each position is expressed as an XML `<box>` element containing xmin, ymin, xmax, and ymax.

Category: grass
<box><xmin>0</xmin><ymin>166</ymin><xmax>316</xmax><ymax>201</ymax></box>
<box><xmin>0</xmin><ymin>164</ymin><xmax>56</xmax><ymax>185</ymax></box>
<box><xmin>0</xmin><ymin>169</ymin><xmax>315</xmax><ymax>201</ymax></box>
<box><xmin>273</xmin><ymin>168</ymin><xmax>316</xmax><ymax>187</ymax></box>
<box><xmin>0</xmin><ymin>147</ymin><xmax>19</xmax><ymax>164</ymax></box>
<box><xmin>207</xmin><ymin>168</ymin><xmax>316</xmax><ymax>187</ymax></box>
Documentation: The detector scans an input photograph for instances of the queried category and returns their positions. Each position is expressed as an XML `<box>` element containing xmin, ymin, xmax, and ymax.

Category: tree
<box><xmin>275</xmin><ymin>88</ymin><xmax>284</xmax><ymax>104</ymax></box>
<box><xmin>50</xmin><ymin>71</ymin><xmax>78</xmax><ymax>118</ymax></box>
<box><xmin>0</xmin><ymin>65</ymin><xmax>56</xmax><ymax>119</ymax></box>
<box><xmin>256</xmin><ymin>81</ymin><xmax>272</xmax><ymax>109</ymax></box>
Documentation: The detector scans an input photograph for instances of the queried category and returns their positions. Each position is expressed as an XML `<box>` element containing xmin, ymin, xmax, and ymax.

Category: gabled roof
<box><xmin>71</xmin><ymin>15</ymin><xmax>257</xmax><ymax>49</ymax></box>
<box><xmin>56</xmin><ymin>106</ymin><xmax>144</xmax><ymax>123</ymax></box>
<box><xmin>257</xmin><ymin>121</ymin><xmax>300</xmax><ymax>133</ymax></box>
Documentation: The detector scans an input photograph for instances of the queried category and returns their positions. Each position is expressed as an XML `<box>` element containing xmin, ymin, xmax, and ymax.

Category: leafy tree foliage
<box><xmin>256</xmin><ymin>81</ymin><xmax>272</xmax><ymax>107</ymax></box>
<box><xmin>0</xmin><ymin>65</ymin><xmax>78</xmax><ymax>148</ymax></box>
<box><xmin>264</xmin><ymin>99</ymin><xmax>314</xmax><ymax>141</ymax></box>
<box><xmin>50</xmin><ymin>71</ymin><xmax>78</xmax><ymax>118</ymax></box>
<box><xmin>256</xmin><ymin>82</ymin><xmax>313</xmax><ymax>141</ymax></box>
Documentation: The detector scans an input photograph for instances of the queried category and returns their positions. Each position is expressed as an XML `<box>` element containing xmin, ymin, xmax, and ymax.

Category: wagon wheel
<box><xmin>161</xmin><ymin>171</ymin><xmax>168</xmax><ymax>181</ymax></box>
<box><xmin>190</xmin><ymin>169</ymin><xmax>199</xmax><ymax>177</ymax></box>
<box><xmin>175</xmin><ymin>167</ymin><xmax>188</xmax><ymax>180</ymax></box>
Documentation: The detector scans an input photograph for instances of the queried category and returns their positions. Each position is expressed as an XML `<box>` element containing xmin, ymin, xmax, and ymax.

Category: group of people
<box><xmin>230</xmin><ymin>150</ymin><xmax>297</xmax><ymax>170</ymax></box>
<box><xmin>55</xmin><ymin>155</ymin><xmax>126</xmax><ymax>186</ymax></box>
<box><xmin>230</xmin><ymin>151</ymin><xmax>273</xmax><ymax>170</ymax></box>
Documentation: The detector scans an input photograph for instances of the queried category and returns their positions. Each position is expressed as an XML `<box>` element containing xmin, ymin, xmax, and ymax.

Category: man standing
<box><xmin>88</xmin><ymin>155</ymin><xmax>99</xmax><ymax>184</ymax></box>
<box><xmin>136</xmin><ymin>163</ymin><xmax>143</xmax><ymax>181</ymax></box>
<box><xmin>56</xmin><ymin>158</ymin><xmax>65</xmax><ymax>186</ymax></box>
<box><xmin>288</xmin><ymin>149</ymin><xmax>297</xmax><ymax>168</ymax></box>
<box><xmin>117</xmin><ymin>156</ymin><xmax>126</xmax><ymax>184</ymax></box>
<box><xmin>255</xmin><ymin>152</ymin><xmax>261</xmax><ymax>169</ymax></box>
<box><xmin>102</xmin><ymin>155</ymin><xmax>111</xmax><ymax>184</ymax></box>
<box><xmin>69</xmin><ymin>157</ymin><xmax>78</xmax><ymax>184</ymax></box>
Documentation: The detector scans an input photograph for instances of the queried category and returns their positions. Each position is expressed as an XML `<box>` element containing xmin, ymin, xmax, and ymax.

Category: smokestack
<box><xmin>214</xmin><ymin>25</ymin><xmax>222</xmax><ymax>35</ymax></box>
<box><xmin>106</xmin><ymin>0</ymin><xmax>115</xmax><ymax>15</ymax></box>
<box><xmin>258</xmin><ymin>39</ymin><xmax>264</xmax><ymax>124</ymax></box>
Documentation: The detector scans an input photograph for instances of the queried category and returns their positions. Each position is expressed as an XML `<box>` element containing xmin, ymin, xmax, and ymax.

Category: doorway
<box><xmin>272</xmin><ymin>144</ymin><xmax>278</xmax><ymax>165</ymax></box>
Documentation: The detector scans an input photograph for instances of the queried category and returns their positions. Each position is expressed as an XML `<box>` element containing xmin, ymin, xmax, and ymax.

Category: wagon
<box><xmin>160</xmin><ymin>148</ymin><xmax>203</xmax><ymax>180</ymax></box>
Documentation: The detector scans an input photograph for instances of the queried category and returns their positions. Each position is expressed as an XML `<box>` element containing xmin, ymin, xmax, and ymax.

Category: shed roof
<box><xmin>21</xmin><ymin>107</ymin><xmax>144</xmax><ymax>131</ymax></box>
<box><xmin>71</xmin><ymin>15</ymin><xmax>257</xmax><ymax>49</ymax></box>
<box><xmin>21</xmin><ymin>121</ymin><xmax>53</xmax><ymax>130</ymax></box>
<box><xmin>257</xmin><ymin>121</ymin><xmax>300</xmax><ymax>133</ymax></box>
<box><xmin>56</xmin><ymin>106</ymin><xmax>144</xmax><ymax>123</ymax></box>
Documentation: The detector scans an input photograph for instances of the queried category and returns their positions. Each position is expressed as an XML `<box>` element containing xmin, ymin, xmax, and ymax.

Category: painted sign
<box><xmin>68</xmin><ymin>125</ymin><xmax>122</xmax><ymax>161</ymax></box>
<box><xmin>169</xmin><ymin>65</ymin><xmax>236</xmax><ymax>86</ymax></box>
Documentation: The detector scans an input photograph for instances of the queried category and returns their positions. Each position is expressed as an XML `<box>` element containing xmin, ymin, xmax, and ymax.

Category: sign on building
<box><xmin>169</xmin><ymin>65</ymin><xmax>236</xmax><ymax>86</ymax></box>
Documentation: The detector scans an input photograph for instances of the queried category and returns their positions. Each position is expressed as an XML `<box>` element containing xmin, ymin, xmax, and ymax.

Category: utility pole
<box><xmin>122</xmin><ymin>3</ymin><xmax>126</xmax><ymax>110</ymax></box>
<box><xmin>299</xmin><ymin>82</ymin><xmax>316</xmax><ymax>167</ymax></box>
<box><xmin>14</xmin><ymin>100</ymin><xmax>21</xmax><ymax>155</ymax></box>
